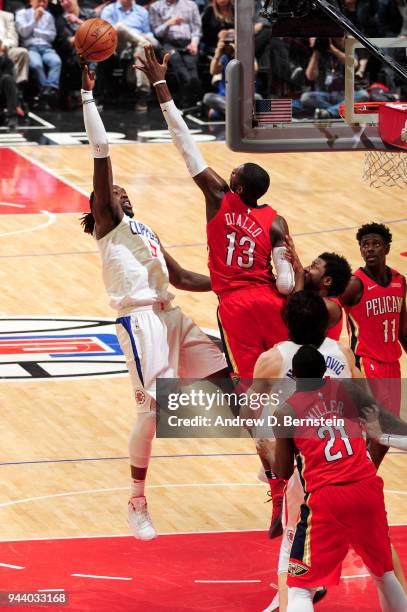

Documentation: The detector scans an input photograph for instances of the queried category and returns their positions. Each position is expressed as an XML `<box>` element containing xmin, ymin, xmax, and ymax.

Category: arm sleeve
<box><xmin>160</xmin><ymin>99</ymin><xmax>208</xmax><ymax>177</ymax></box>
<box><xmin>378</xmin><ymin>434</ymin><xmax>407</xmax><ymax>451</ymax></box>
<box><xmin>272</xmin><ymin>246</ymin><xmax>295</xmax><ymax>295</ymax></box>
<box><xmin>81</xmin><ymin>90</ymin><xmax>109</xmax><ymax>158</ymax></box>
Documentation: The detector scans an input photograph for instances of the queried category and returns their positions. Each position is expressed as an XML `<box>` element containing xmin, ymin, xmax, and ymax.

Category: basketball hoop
<box><xmin>363</xmin><ymin>150</ymin><xmax>407</xmax><ymax>188</ymax></box>
<box><xmin>363</xmin><ymin>103</ymin><xmax>407</xmax><ymax>188</ymax></box>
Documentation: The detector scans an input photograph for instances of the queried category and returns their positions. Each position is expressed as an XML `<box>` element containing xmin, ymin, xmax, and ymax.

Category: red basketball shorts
<box><xmin>287</xmin><ymin>475</ymin><xmax>393</xmax><ymax>588</ymax></box>
<box><xmin>217</xmin><ymin>284</ymin><xmax>288</xmax><ymax>379</ymax></box>
<box><xmin>361</xmin><ymin>357</ymin><xmax>401</xmax><ymax>416</ymax></box>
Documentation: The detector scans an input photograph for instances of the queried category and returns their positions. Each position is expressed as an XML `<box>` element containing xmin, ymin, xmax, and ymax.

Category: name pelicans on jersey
<box><xmin>347</xmin><ymin>267</ymin><xmax>404</xmax><ymax>363</ymax></box>
<box><xmin>207</xmin><ymin>191</ymin><xmax>277</xmax><ymax>294</ymax></box>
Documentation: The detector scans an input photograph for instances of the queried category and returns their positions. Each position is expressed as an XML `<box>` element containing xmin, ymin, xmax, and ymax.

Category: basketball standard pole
<box><xmin>260</xmin><ymin>0</ymin><xmax>407</xmax><ymax>85</ymax></box>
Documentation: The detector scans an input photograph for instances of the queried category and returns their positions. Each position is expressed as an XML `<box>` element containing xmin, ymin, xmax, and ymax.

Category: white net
<box><xmin>363</xmin><ymin>151</ymin><xmax>407</xmax><ymax>188</ymax></box>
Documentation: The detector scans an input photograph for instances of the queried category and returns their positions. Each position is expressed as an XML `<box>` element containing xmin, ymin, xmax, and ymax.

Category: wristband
<box><xmin>152</xmin><ymin>80</ymin><xmax>166</xmax><ymax>87</ymax></box>
<box><xmin>81</xmin><ymin>89</ymin><xmax>94</xmax><ymax>104</ymax></box>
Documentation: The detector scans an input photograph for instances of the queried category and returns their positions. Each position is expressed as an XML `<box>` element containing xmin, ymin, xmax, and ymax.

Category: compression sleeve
<box><xmin>272</xmin><ymin>246</ymin><xmax>295</xmax><ymax>295</ymax></box>
<box><xmin>160</xmin><ymin>99</ymin><xmax>208</xmax><ymax>177</ymax></box>
<box><xmin>81</xmin><ymin>89</ymin><xmax>109</xmax><ymax>159</ymax></box>
<box><xmin>378</xmin><ymin>434</ymin><xmax>407</xmax><ymax>450</ymax></box>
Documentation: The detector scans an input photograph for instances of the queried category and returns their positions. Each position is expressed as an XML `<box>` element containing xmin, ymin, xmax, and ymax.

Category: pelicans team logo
<box><xmin>0</xmin><ymin>318</ymin><xmax>222</xmax><ymax>381</ymax></box>
<box><xmin>288</xmin><ymin>561</ymin><xmax>309</xmax><ymax>576</ymax></box>
<box><xmin>0</xmin><ymin>317</ymin><xmax>126</xmax><ymax>380</ymax></box>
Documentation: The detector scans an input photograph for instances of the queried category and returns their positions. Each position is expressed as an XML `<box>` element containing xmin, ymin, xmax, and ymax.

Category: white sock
<box><xmin>128</xmin><ymin>411</ymin><xmax>156</xmax><ymax>499</ymax></box>
<box><xmin>130</xmin><ymin>479</ymin><xmax>145</xmax><ymax>498</ymax></box>
<box><xmin>287</xmin><ymin>587</ymin><xmax>316</xmax><ymax>612</ymax></box>
<box><xmin>372</xmin><ymin>571</ymin><xmax>407</xmax><ymax>612</ymax></box>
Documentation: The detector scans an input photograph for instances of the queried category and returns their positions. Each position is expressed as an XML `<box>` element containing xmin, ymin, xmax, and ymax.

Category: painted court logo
<box><xmin>0</xmin><ymin>317</ymin><xmax>126</xmax><ymax>380</ymax></box>
<box><xmin>0</xmin><ymin>318</ymin><xmax>222</xmax><ymax>381</ymax></box>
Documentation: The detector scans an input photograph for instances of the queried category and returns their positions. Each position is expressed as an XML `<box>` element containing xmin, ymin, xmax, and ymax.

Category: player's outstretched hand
<box><xmin>360</xmin><ymin>404</ymin><xmax>383</xmax><ymax>440</ymax></box>
<box><xmin>81</xmin><ymin>63</ymin><xmax>96</xmax><ymax>91</ymax></box>
<box><xmin>134</xmin><ymin>44</ymin><xmax>170</xmax><ymax>84</ymax></box>
<box><xmin>284</xmin><ymin>234</ymin><xmax>304</xmax><ymax>275</ymax></box>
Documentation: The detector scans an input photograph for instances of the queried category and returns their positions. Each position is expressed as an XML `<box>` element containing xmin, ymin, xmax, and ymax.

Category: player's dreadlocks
<box><xmin>356</xmin><ymin>223</ymin><xmax>392</xmax><ymax>246</ymax></box>
<box><xmin>80</xmin><ymin>191</ymin><xmax>96</xmax><ymax>235</ymax></box>
<box><xmin>319</xmin><ymin>252</ymin><xmax>352</xmax><ymax>296</ymax></box>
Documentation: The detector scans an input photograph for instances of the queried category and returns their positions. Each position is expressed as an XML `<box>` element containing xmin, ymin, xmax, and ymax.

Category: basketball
<box><xmin>74</xmin><ymin>18</ymin><xmax>117</xmax><ymax>62</ymax></box>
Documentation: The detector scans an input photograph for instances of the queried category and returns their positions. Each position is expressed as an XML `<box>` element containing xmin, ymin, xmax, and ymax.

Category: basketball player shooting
<box><xmin>135</xmin><ymin>45</ymin><xmax>295</xmax><ymax>536</ymax></box>
<box><xmin>79</xmin><ymin>63</ymin><xmax>228</xmax><ymax>541</ymax></box>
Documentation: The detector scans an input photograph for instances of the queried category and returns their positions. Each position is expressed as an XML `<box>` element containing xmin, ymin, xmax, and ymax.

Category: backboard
<box><xmin>226</xmin><ymin>0</ymin><xmax>407</xmax><ymax>152</ymax></box>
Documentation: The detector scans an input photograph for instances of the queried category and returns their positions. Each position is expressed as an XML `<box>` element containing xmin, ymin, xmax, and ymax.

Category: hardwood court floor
<box><xmin>0</xmin><ymin>143</ymin><xmax>405</xmax><ymax>553</ymax></box>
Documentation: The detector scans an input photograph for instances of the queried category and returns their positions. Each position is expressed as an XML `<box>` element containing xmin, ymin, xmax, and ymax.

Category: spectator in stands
<box><xmin>0</xmin><ymin>42</ymin><xmax>24</xmax><ymax>129</ymax></box>
<box><xmin>301</xmin><ymin>36</ymin><xmax>368</xmax><ymax>118</ymax></box>
<box><xmin>376</xmin><ymin>0</ymin><xmax>406</xmax><ymax>90</ymax></box>
<box><xmin>376</xmin><ymin>0</ymin><xmax>405</xmax><ymax>35</ymax></box>
<box><xmin>0</xmin><ymin>10</ymin><xmax>29</xmax><ymax>87</ymax></box>
<box><xmin>343</xmin><ymin>0</ymin><xmax>379</xmax><ymax>85</ymax></box>
<box><xmin>202</xmin><ymin>36</ymin><xmax>232</xmax><ymax>118</ymax></box>
<box><xmin>56</xmin><ymin>0</ymin><xmax>95</xmax><ymax>100</ymax></box>
<box><xmin>149</xmin><ymin>0</ymin><xmax>202</xmax><ymax>108</ymax></box>
<box><xmin>201</xmin><ymin>0</ymin><xmax>234</xmax><ymax>55</ymax></box>
<box><xmin>203</xmin><ymin>36</ymin><xmax>261</xmax><ymax>119</ymax></box>
<box><xmin>101</xmin><ymin>0</ymin><xmax>159</xmax><ymax>112</ymax></box>
<box><xmin>15</xmin><ymin>0</ymin><xmax>61</xmax><ymax>104</ymax></box>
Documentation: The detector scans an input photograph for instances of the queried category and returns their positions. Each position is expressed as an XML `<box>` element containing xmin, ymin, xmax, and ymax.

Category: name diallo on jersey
<box><xmin>365</xmin><ymin>295</ymin><xmax>403</xmax><ymax>318</ymax></box>
<box><xmin>224</xmin><ymin>212</ymin><xmax>263</xmax><ymax>238</ymax></box>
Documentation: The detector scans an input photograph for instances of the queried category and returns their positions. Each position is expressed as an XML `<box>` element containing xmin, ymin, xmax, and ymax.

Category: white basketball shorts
<box><xmin>116</xmin><ymin>306</ymin><xmax>227</xmax><ymax>412</ymax></box>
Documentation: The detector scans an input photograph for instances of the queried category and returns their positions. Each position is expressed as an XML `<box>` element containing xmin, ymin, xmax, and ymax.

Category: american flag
<box><xmin>255</xmin><ymin>98</ymin><xmax>292</xmax><ymax>123</ymax></box>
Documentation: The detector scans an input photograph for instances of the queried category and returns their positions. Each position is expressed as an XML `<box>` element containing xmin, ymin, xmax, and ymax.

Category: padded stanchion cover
<box><xmin>379</xmin><ymin>104</ymin><xmax>407</xmax><ymax>149</ymax></box>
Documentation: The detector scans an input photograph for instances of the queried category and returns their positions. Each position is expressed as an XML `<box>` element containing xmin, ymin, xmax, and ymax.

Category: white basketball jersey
<box><xmin>96</xmin><ymin>215</ymin><xmax>174</xmax><ymax>312</ymax></box>
<box><xmin>276</xmin><ymin>337</ymin><xmax>351</xmax><ymax>379</ymax></box>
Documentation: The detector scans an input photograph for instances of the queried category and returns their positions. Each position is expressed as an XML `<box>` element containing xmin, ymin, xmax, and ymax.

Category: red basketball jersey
<box><xmin>206</xmin><ymin>192</ymin><xmax>277</xmax><ymax>295</ymax></box>
<box><xmin>326</xmin><ymin>297</ymin><xmax>343</xmax><ymax>341</ymax></box>
<box><xmin>288</xmin><ymin>379</ymin><xmax>376</xmax><ymax>493</ymax></box>
<box><xmin>346</xmin><ymin>267</ymin><xmax>405</xmax><ymax>363</ymax></box>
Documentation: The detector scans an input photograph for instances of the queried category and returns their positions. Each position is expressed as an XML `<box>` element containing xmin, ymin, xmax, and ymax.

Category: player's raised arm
<box><xmin>134</xmin><ymin>45</ymin><xmax>228</xmax><ymax>221</ymax></box>
<box><xmin>81</xmin><ymin>64</ymin><xmax>122</xmax><ymax>238</ymax></box>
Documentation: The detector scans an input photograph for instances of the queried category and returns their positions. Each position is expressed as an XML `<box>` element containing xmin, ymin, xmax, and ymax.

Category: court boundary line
<box><xmin>9</xmin><ymin>147</ymin><xmax>89</xmax><ymax>198</ymax></box>
<box><xmin>1</xmin><ymin>524</ymin><xmax>405</xmax><ymax>543</ymax></box>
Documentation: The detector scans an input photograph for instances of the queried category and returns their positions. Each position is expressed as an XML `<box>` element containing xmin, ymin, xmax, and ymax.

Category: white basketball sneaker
<box><xmin>128</xmin><ymin>496</ymin><xmax>157</xmax><ymax>541</ymax></box>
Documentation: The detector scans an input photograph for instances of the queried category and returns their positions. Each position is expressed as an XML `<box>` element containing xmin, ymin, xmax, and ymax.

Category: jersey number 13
<box><xmin>226</xmin><ymin>231</ymin><xmax>255</xmax><ymax>269</ymax></box>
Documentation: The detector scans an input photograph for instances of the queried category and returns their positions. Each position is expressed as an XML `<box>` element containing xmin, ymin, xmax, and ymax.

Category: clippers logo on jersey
<box><xmin>0</xmin><ymin>318</ymin><xmax>222</xmax><ymax>381</ymax></box>
<box><xmin>288</xmin><ymin>561</ymin><xmax>309</xmax><ymax>576</ymax></box>
<box><xmin>129</xmin><ymin>220</ymin><xmax>158</xmax><ymax>243</ymax></box>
